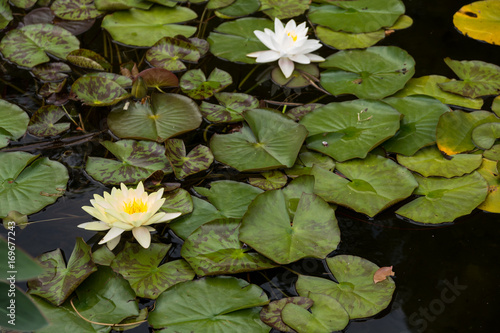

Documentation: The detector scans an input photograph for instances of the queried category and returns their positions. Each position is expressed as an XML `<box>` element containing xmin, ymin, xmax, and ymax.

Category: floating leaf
<box><xmin>165</xmin><ymin>138</ymin><xmax>214</xmax><ymax>179</ymax></box>
<box><xmin>95</xmin><ymin>0</ymin><xmax>152</xmax><ymax>11</ymax></box>
<box><xmin>374</xmin><ymin>266</ymin><xmax>395</xmax><ymax>284</ymax></box>
<box><xmin>286</xmin><ymin>104</ymin><xmax>323</xmax><ymax>122</ymax></box>
<box><xmin>397</xmin><ymin>146</ymin><xmax>483</xmax><ymax>178</ymax></box>
<box><xmin>0</xmin><ymin>152</ymin><xmax>68</xmax><ymax>218</ymax></box>
<box><xmin>271</xmin><ymin>63</ymin><xmax>320</xmax><ymax>88</ymax></box>
<box><xmin>392</xmin><ymin>75</ymin><xmax>484</xmax><ymax>109</ymax></box>
<box><xmin>492</xmin><ymin>95</ymin><xmax>500</xmax><ymax>116</ymax></box>
<box><xmin>260</xmin><ymin>297</ymin><xmax>313</xmax><ymax>333</ymax></box>
<box><xmin>206</xmin><ymin>0</ymin><xmax>235</xmax><ymax>10</ymax></box>
<box><xmin>66</xmin><ymin>48</ymin><xmax>111</xmax><ymax>70</ymax></box>
<box><xmin>320</xmin><ymin>46</ymin><xmax>415</xmax><ymax>99</ymax></box>
<box><xmin>137</xmin><ymin>67</ymin><xmax>179</xmax><ymax>89</ymax></box>
<box><xmin>28</xmin><ymin>238</ymin><xmax>97</xmax><ymax>306</ymax></box>
<box><xmin>180</xmin><ymin>68</ymin><xmax>232</xmax><ymax>99</ymax></box>
<box><xmin>146</xmin><ymin>36</ymin><xmax>200</xmax><ymax>71</ymax></box>
<box><xmin>181</xmin><ymin>218</ymin><xmax>276</xmax><ymax>276</ymax></box>
<box><xmin>149</xmin><ymin>277</ymin><xmax>269</xmax><ymax>332</ymax></box>
<box><xmin>200</xmin><ymin>92</ymin><xmax>259</xmax><ymax>123</ymax></box>
<box><xmin>248</xmin><ymin>170</ymin><xmax>288</xmax><ymax>190</ymax></box>
<box><xmin>51</xmin><ymin>0</ymin><xmax>103</xmax><ymax>21</ymax></box>
<box><xmin>0</xmin><ymin>23</ymin><xmax>79</xmax><ymax>68</ymax></box>
<box><xmin>300</xmin><ymin>99</ymin><xmax>402</xmax><ymax>162</ymax></box>
<box><xmin>382</xmin><ymin>96</ymin><xmax>450</xmax><ymax>156</ymax></box>
<box><xmin>215</xmin><ymin>0</ymin><xmax>260</xmax><ymax>19</ymax></box>
<box><xmin>296</xmin><ymin>255</ymin><xmax>395</xmax><ymax>319</ymax></box>
<box><xmin>260</xmin><ymin>0</ymin><xmax>309</xmax><ymax>19</ymax></box>
<box><xmin>453</xmin><ymin>0</ymin><xmax>500</xmax><ymax>45</ymax></box>
<box><xmin>39</xmin><ymin>79</ymin><xmax>66</xmax><ymax>97</ymax></box>
<box><xmin>477</xmin><ymin>158</ymin><xmax>500</xmax><ymax>213</ymax></box>
<box><xmin>28</xmin><ymin>105</ymin><xmax>70</xmax><ymax>137</ymax></box>
<box><xmin>101</xmin><ymin>6</ymin><xmax>197</xmax><ymax>47</ymax></box>
<box><xmin>0</xmin><ymin>237</ymin><xmax>43</xmax><ymax>280</ymax></box>
<box><xmin>210</xmin><ymin>109</ymin><xmax>308</xmax><ymax>171</ymax></box>
<box><xmin>285</xmin><ymin>148</ymin><xmax>336</xmax><ymax>177</ymax></box>
<box><xmin>32</xmin><ymin>62</ymin><xmax>71</xmax><ymax>82</ymax></box>
<box><xmin>111</xmin><ymin>243</ymin><xmax>195</xmax><ymax>299</ymax></box>
<box><xmin>472</xmin><ymin>122</ymin><xmax>500</xmax><ymax>149</ymax></box>
<box><xmin>92</xmin><ymin>246</ymin><xmax>115</xmax><ymax>266</ymax></box>
<box><xmin>483</xmin><ymin>143</ymin><xmax>500</xmax><ymax>161</ymax></box>
<box><xmin>108</xmin><ymin>93</ymin><xmax>202</xmax><ymax>141</ymax></box>
<box><xmin>311</xmin><ymin>155</ymin><xmax>418</xmax><ymax>217</ymax></box>
<box><xmin>0</xmin><ymin>1</ymin><xmax>13</xmax><ymax>29</ymax></box>
<box><xmin>0</xmin><ymin>99</ymin><xmax>29</xmax><ymax>148</ymax></box>
<box><xmin>85</xmin><ymin>72</ymin><xmax>133</xmax><ymax>87</ymax></box>
<box><xmin>10</xmin><ymin>0</ymin><xmax>37</xmax><ymax>9</ymax></box>
<box><xmin>85</xmin><ymin>140</ymin><xmax>172</xmax><ymax>185</ymax></box>
<box><xmin>316</xmin><ymin>25</ymin><xmax>386</xmax><ymax>50</ymax></box>
<box><xmin>396</xmin><ymin>172</ymin><xmax>488</xmax><ymax>224</ymax></box>
<box><xmin>161</xmin><ymin>188</ymin><xmax>193</xmax><ymax>216</ymax></box>
<box><xmin>71</xmin><ymin>76</ymin><xmax>129</xmax><ymax>106</ymax></box>
<box><xmin>189</xmin><ymin>37</ymin><xmax>210</xmax><ymax>56</ymax></box>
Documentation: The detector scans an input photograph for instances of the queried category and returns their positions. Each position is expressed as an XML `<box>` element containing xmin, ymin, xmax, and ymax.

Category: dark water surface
<box><xmin>1</xmin><ymin>0</ymin><xmax>500</xmax><ymax>332</ymax></box>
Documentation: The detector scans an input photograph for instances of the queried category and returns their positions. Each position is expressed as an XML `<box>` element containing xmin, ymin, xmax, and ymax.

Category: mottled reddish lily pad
<box><xmin>137</xmin><ymin>68</ymin><xmax>179</xmax><ymax>89</ymax></box>
<box><xmin>32</xmin><ymin>62</ymin><xmax>71</xmax><ymax>82</ymax></box>
<box><xmin>146</xmin><ymin>36</ymin><xmax>201</xmax><ymax>71</ymax></box>
<box><xmin>28</xmin><ymin>105</ymin><xmax>70</xmax><ymax>137</ymax></box>
<box><xmin>260</xmin><ymin>297</ymin><xmax>314</xmax><ymax>333</ymax></box>
<box><xmin>66</xmin><ymin>49</ymin><xmax>111</xmax><ymax>70</ymax></box>
<box><xmin>71</xmin><ymin>76</ymin><xmax>130</xmax><ymax>106</ymax></box>
<box><xmin>39</xmin><ymin>80</ymin><xmax>66</xmax><ymax>97</ymax></box>
<box><xmin>189</xmin><ymin>37</ymin><xmax>210</xmax><ymax>56</ymax></box>
<box><xmin>286</xmin><ymin>103</ymin><xmax>323</xmax><ymax>122</ymax></box>
<box><xmin>10</xmin><ymin>0</ymin><xmax>37</xmax><ymax>9</ymax></box>
<box><xmin>260</xmin><ymin>0</ymin><xmax>309</xmax><ymax>19</ymax></box>
<box><xmin>161</xmin><ymin>188</ymin><xmax>193</xmax><ymax>216</ymax></box>
<box><xmin>165</xmin><ymin>139</ymin><xmax>214</xmax><ymax>179</ymax></box>
<box><xmin>180</xmin><ymin>68</ymin><xmax>232</xmax><ymax>99</ymax></box>
<box><xmin>200</xmin><ymin>92</ymin><xmax>258</xmax><ymax>123</ymax></box>
<box><xmin>248</xmin><ymin>170</ymin><xmax>288</xmax><ymax>190</ymax></box>
<box><xmin>51</xmin><ymin>0</ymin><xmax>103</xmax><ymax>21</ymax></box>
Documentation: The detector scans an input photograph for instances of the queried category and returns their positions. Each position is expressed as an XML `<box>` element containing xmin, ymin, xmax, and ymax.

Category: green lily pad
<box><xmin>0</xmin><ymin>152</ymin><xmax>68</xmax><ymax>218</ymax></box>
<box><xmin>271</xmin><ymin>63</ymin><xmax>320</xmax><ymax>89</ymax></box>
<box><xmin>308</xmin><ymin>0</ymin><xmax>405</xmax><ymax>33</ymax></box>
<box><xmin>311</xmin><ymin>154</ymin><xmax>418</xmax><ymax>217</ymax></box>
<box><xmin>285</xmin><ymin>148</ymin><xmax>336</xmax><ymax>177</ymax></box>
<box><xmin>28</xmin><ymin>105</ymin><xmax>71</xmax><ymax>137</ymax></box>
<box><xmin>300</xmin><ymin>99</ymin><xmax>402</xmax><ymax>162</ymax></box>
<box><xmin>71</xmin><ymin>75</ymin><xmax>129</xmax><ymax>106</ymax></box>
<box><xmin>161</xmin><ymin>188</ymin><xmax>193</xmax><ymax>216</ymax></box>
<box><xmin>67</xmin><ymin>48</ymin><xmax>111</xmax><ymax>70</ymax></box>
<box><xmin>200</xmin><ymin>92</ymin><xmax>259</xmax><ymax>123</ymax></box>
<box><xmin>397</xmin><ymin>146</ymin><xmax>483</xmax><ymax>178</ymax></box>
<box><xmin>165</xmin><ymin>138</ymin><xmax>214</xmax><ymax>179</ymax></box>
<box><xmin>239</xmin><ymin>184</ymin><xmax>340</xmax><ymax>264</ymax></box>
<box><xmin>477</xmin><ymin>158</ymin><xmax>500</xmax><ymax>213</ymax></box>
<box><xmin>0</xmin><ymin>1</ymin><xmax>13</xmax><ymax>29</ymax></box>
<box><xmin>111</xmin><ymin>243</ymin><xmax>195</xmax><ymax>299</ymax></box>
<box><xmin>137</xmin><ymin>67</ymin><xmax>179</xmax><ymax>89</ymax></box>
<box><xmin>392</xmin><ymin>75</ymin><xmax>484</xmax><ymax>109</ymax></box>
<box><xmin>208</xmin><ymin>17</ymin><xmax>274</xmax><ymax>64</ymax></box>
<box><xmin>436</xmin><ymin>110</ymin><xmax>500</xmax><ymax>155</ymax></box>
<box><xmin>32</xmin><ymin>62</ymin><xmax>71</xmax><ymax>82</ymax></box>
<box><xmin>215</xmin><ymin>0</ymin><xmax>260</xmax><ymax>18</ymax></box>
<box><xmin>320</xmin><ymin>46</ymin><xmax>415</xmax><ymax>99</ymax></box>
<box><xmin>95</xmin><ymin>0</ymin><xmax>152</xmax><ymax>10</ymax></box>
<box><xmin>492</xmin><ymin>96</ymin><xmax>500</xmax><ymax>116</ymax></box>
<box><xmin>206</xmin><ymin>0</ymin><xmax>235</xmax><ymax>10</ymax></box>
<box><xmin>260</xmin><ymin>0</ymin><xmax>309</xmax><ymax>19</ymax></box>
<box><xmin>107</xmin><ymin>93</ymin><xmax>202</xmax><ymax>142</ymax></box>
<box><xmin>396</xmin><ymin>172</ymin><xmax>488</xmax><ymax>224</ymax></box>
<box><xmin>181</xmin><ymin>218</ymin><xmax>276</xmax><ymax>276</ymax></box>
<box><xmin>260</xmin><ymin>297</ymin><xmax>314</xmax><ymax>333</ymax></box>
<box><xmin>382</xmin><ymin>96</ymin><xmax>451</xmax><ymax>155</ymax></box>
<box><xmin>11</xmin><ymin>0</ymin><xmax>37</xmax><ymax>9</ymax></box>
<box><xmin>282</xmin><ymin>292</ymin><xmax>349</xmax><ymax>333</ymax></box>
<box><xmin>296</xmin><ymin>255</ymin><xmax>396</xmax><ymax>319</ymax></box>
<box><xmin>0</xmin><ymin>23</ymin><xmax>80</xmax><ymax>68</ymax></box>
<box><xmin>483</xmin><ymin>143</ymin><xmax>500</xmax><ymax>161</ymax></box>
<box><xmin>0</xmin><ymin>99</ymin><xmax>29</xmax><ymax>148</ymax></box>
<box><xmin>286</xmin><ymin>104</ymin><xmax>323</xmax><ymax>122</ymax></box>
<box><xmin>51</xmin><ymin>0</ymin><xmax>103</xmax><ymax>21</ymax></box>
<box><xmin>248</xmin><ymin>170</ymin><xmax>288</xmax><ymax>190</ymax></box>
<box><xmin>101</xmin><ymin>5</ymin><xmax>197</xmax><ymax>47</ymax></box>
<box><xmin>180</xmin><ymin>68</ymin><xmax>232</xmax><ymax>99</ymax></box>
<box><xmin>27</xmin><ymin>238</ymin><xmax>97</xmax><ymax>306</ymax></box>
<box><xmin>189</xmin><ymin>37</ymin><xmax>210</xmax><ymax>56</ymax></box>
<box><xmin>146</xmin><ymin>36</ymin><xmax>201</xmax><ymax>71</ymax></box>
<box><xmin>0</xmin><ymin>236</ymin><xmax>44</xmax><ymax>280</ymax></box>
<box><xmin>472</xmin><ymin>122</ymin><xmax>500</xmax><ymax>149</ymax></box>
<box><xmin>316</xmin><ymin>25</ymin><xmax>386</xmax><ymax>50</ymax></box>
<box><xmin>92</xmin><ymin>246</ymin><xmax>115</xmax><ymax>266</ymax></box>
<box><xmin>210</xmin><ymin>108</ymin><xmax>308</xmax><ymax>171</ymax></box>
<box><xmin>85</xmin><ymin>140</ymin><xmax>172</xmax><ymax>185</ymax></box>
<box><xmin>149</xmin><ymin>277</ymin><xmax>269</xmax><ymax>332</ymax></box>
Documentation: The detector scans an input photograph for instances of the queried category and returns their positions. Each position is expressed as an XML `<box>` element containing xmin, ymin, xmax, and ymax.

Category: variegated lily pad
<box><xmin>85</xmin><ymin>72</ymin><xmax>132</xmax><ymax>88</ymax></box>
<box><xmin>180</xmin><ymin>68</ymin><xmax>232</xmax><ymax>99</ymax></box>
<box><xmin>492</xmin><ymin>96</ymin><xmax>500</xmax><ymax>117</ymax></box>
<box><xmin>0</xmin><ymin>99</ymin><xmax>29</xmax><ymax>149</ymax></box>
<box><xmin>71</xmin><ymin>75</ymin><xmax>129</xmax><ymax>106</ymax></box>
<box><xmin>85</xmin><ymin>140</ymin><xmax>172</xmax><ymax>185</ymax></box>
<box><xmin>215</xmin><ymin>0</ymin><xmax>260</xmax><ymax>19</ymax></box>
<box><xmin>0</xmin><ymin>23</ymin><xmax>80</xmax><ymax>68</ymax></box>
<box><xmin>165</xmin><ymin>138</ymin><xmax>214</xmax><ymax>179</ymax></box>
<box><xmin>95</xmin><ymin>0</ymin><xmax>153</xmax><ymax>10</ymax></box>
<box><xmin>32</xmin><ymin>62</ymin><xmax>71</xmax><ymax>82</ymax></box>
<box><xmin>28</xmin><ymin>105</ymin><xmax>70</xmax><ymax>137</ymax></box>
<box><xmin>477</xmin><ymin>158</ymin><xmax>500</xmax><ymax>213</ymax></box>
<box><xmin>137</xmin><ymin>68</ymin><xmax>179</xmax><ymax>89</ymax></box>
<box><xmin>260</xmin><ymin>0</ymin><xmax>309</xmax><ymax>19</ymax></box>
<box><xmin>396</xmin><ymin>172</ymin><xmax>488</xmax><ymax>224</ymax></box>
<box><xmin>66</xmin><ymin>48</ymin><xmax>111</xmax><ymax>70</ymax></box>
<box><xmin>260</xmin><ymin>297</ymin><xmax>314</xmax><ymax>333</ymax></box>
<box><xmin>271</xmin><ymin>63</ymin><xmax>320</xmax><ymax>88</ymax></box>
<box><xmin>10</xmin><ymin>0</ymin><xmax>37</xmax><ymax>9</ymax></box>
<box><xmin>51</xmin><ymin>0</ymin><xmax>103</xmax><ymax>21</ymax></box>
<box><xmin>39</xmin><ymin>80</ymin><xmax>66</xmax><ymax>97</ymax></box>
<box><xmin>200</xmin><ymin>92</ymin><xmax>258</xmax><ymax>123</ymax></box>
<box><xmin>0</xmin><ymin>1</ymin><xmax>13</xmax><ymax>29</ymax></box>
<box><xmin>161</xmin><ymin>188</ymin><xmax>193</xmax><ymax>216</ymax></box>
<box><xmin>248</xmin><ymin>170</ymin><xmax>288</xmax><ymax>190</ymax></box>
<box><xmin>286</xmin><ymin>104</ymin><xmax>323</xmax><ymax>122</ymax></box>
<box><xmin>146</xmin><ymin>36</ymin><xmax>201</xmax><ymax>71</ymax></box>
<box><xmin>472</xmin><ymin>122</ymin><xmax>500</xmax><ymax>149</ymax></box>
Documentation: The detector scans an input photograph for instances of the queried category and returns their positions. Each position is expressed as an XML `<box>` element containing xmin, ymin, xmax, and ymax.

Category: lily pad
<box><xmin>308</xmin><ymin>0</ymin><xmax>405</xmax><ymax>33</ymax></box>
<box><xmin>396</xmin><ymin>172</ymin><xmax>488</xmax><ymax>224</ymax></box>
<box><xmin>260</xmin><ymin>0</ymin><xmax>309</xmax><ymax>19</ymax></box>
<box><xmin>453</xmin><ymin>0</ymin><xmax>500</xmax><ymax>45</ymax></box>
<box><xmin>51</xmin><ymin>0</ymin><xmax>103</xmax><ymax>21</ymax></box>
<box><xmin>146</xmin><ymin>36</ymin><xmax>201</xmax><ymax>71</ymax></box>
<box><xmin>436</xmin><ymin>110</ymin><xmax>500</xmax><ymax>155</ymax></box>
<box><xmin>181</xmin><ymin>218</ymin><xmax>276</xmax><ymax>276</ymax></box>
<box><xmin>39</xmin><ymin>80</ymin><xmax>66</xmax><ymax>98</ymax></box>
<box><xmin>137</xmin><ymin>67</ymin><xmax>179</xmax><ymax>89</ymax></box>
<box><xmin>382</xmin><ymin>96</ymin><xmax>451</xmax><ymax>156</ymax></box>
<box><xmin>316</xmin><ymin>25</ymin><xmax>386</xmax><ymax>50</ymax></box>
<box><xmin>10</xmin><ymin>0</ymin><xmax>37</xmax><ymax>10</ymax></box>
<box><xmin>149</xmin><ymin>276</ymin><xmax>269</xmax><ymax>332</ymax></box>
<box><xmin>0</xmin><ymin>23</ymin><xmax>79</xmax><ymax>68</ymax></box>
<box><xmin>111</xmin><ymin>243</ymin><xmax>195</xmax><ymax>299</ymax></box>
<box><xmin>95</xmin><ymin>0</ymin><xmax>152</xmax><ymax>10</ymax></box>
<box><xmin>483</xmin><ymin>143</ymin><xmax>500</xmax><ymax>161</ymax></box>
<box><xmin>66</xmin><ymin>48</ymin><xmax>111</xmax><ymax>70</ymax></box>
<box><xmin>472</xmin><ymin>122</ymin><xmax>500</xmax><ymax>149</ymax></box>
<box><xmin>300</xmin><ymin>99</ymin><xmax>402</xmax><ymax>162</ymax></box>
<box><xmin>0</xmin><ymin>237</ymin><xmax>43</xmax><ymax>280</ymax></box>
<box><xmin>260</xmin><ymin>297</ymin><xmax>314</xmax><ymax>333</ymax></box>
<box><xmin>180</xmin><ymin>68</ymin><xmax>232</xmax><ymax>99</ymax></box>
<box><xmin>206</xmin><ymin>0</ymin><xmax>235</xmax><ymax>10</ymax></box>
<box><xmin>492</xmin><ymin>96</ymin><xmax>500</xmax><ymax>116</ymax></box>
<box><xmin>28</xmin><ymin>105</ymin><xmax>71</xmax><ymax>137</ymax></box>
<box><xmin>210</xmin><ymin>108</ymin><xmax>308</xmax><ymax>171</ymax></box>
<box><xmin>271</xmin><ymin>63</ymin><xmax>320</xmax><ymax>89</ymax></box>
<box><xmin>85</xmin><ymin>72</ymin><xmax>133</xmax><ymax>87</ymax></box>
<box><xmin>107</xmin><ymin>93</ymin><xmax>202</xmax><ymax>142</ymax></box>
<box><xmin>0</xmin><ymin>1</ymin><xmax>12</xmax><ymax>29</ymax></box>
<box><xmin>285</xmin><ymin>148</ymin><xmax>336</xmax><ymax>177</ymax></box>
<box><xmin>320</xmin><ymin>46</ymin><xmax>415</xmax><ymax>99</ymax></box>
<box><xmin>85</xmin><ymin>140</ymin><xmax>172</xmax><ymax>185</ymax></box>
<box><xmin>311</xmin><ymin>154</ymin><xmax>418</xmax><ymax>217</ymax></box>
<box><xmin>71</xmin><ymin>75</ymin><xmax>129</xmax><ymax>106</ymax></box>
<box><xmin>296</xmin><ymin>255</ymin><xmax>395</xmax><ymax>319</ymax></box>
<box><xmin>477</xmin><ymin>158</ymin><xmax>500</xmax><ymax>213</ymax></box>
<box><xmin>397</xmin><ymin>146</ymin><xmax>483</xmax><ymax>178</ymax></box>
<box><xmin>101</xmin><ymin>5</ymin><xmax>197</xmax><ymax>47</ymax></box>
<box><xmin>200</xmin><ymin>92</ymin><xmax>259</xmax><ymax>123</ymax></box>
<box><xmin>0</xmin><ymin>152</ymin><xmax>68</xmax><ymax>218</ymax></box>
<box><xmin>165</xmin><ymin>138</ymin><xmax>214</xmax><ymax>179</ymax></box>
<box><xmin>215</xmin><ymin>0</ymin><xmax>260</xmax><ymax>19</ymax></box>
<box><xmin>392</xmin><ymin>75</ymin><xmax>484</xmax><ymax>109</ymax></box>
<box><xmin>27</xmin><ymin>238</ymin><xmax>97</xmax><ymax>306</ymax></box>
<box><xmin>0</xmin><ymin>99</ymin><xmax>29</xmax><ymax>148</ymax></box>
<box><xmin>248</xmin><ymin>170</ymin><xmax>288</xmax><ymax>190</ymax></box>
<box><xmin>286</xmin><ymin>103</ymin><xmax>323</xmax><ymax>122</ymax></box>
<box><xmin>32</xmin><ymin>62</ymin><xmax>71</xmax><ymax>82</ymax></box>
<box><xmin>161</xmin><ymin>188</ymin><xmax>193</xmax><ymax>216</ymax></box>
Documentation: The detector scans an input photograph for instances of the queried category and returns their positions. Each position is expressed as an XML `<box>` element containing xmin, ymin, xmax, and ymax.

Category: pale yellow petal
<box><xmin>132</xmin><ymin>227</ymin><xmax>151</xmax><ymax>248</ymax></box>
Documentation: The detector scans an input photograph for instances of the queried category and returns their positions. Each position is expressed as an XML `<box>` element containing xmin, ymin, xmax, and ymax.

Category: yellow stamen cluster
<box><xmin>287</xmin><ymin>31</ymin><xmax>297</xmax><ymax>42</ymax></box>
<box><xmin>123</xmin><ymin>199</ymin><xmax>148</xmax><ymax>214</ymax></box>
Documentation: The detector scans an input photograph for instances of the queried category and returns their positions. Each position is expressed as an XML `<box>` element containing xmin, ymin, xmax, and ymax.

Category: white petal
<box><xmin>279</xmin><ymin>57</ymin><xmax>295</xmax><ymax>78</ymax></box>
<box><xmin>78</xmin><ymin>222</ymin><xmax>111</xmax><ymax>231</ymax></box>
<box><xmin>255</xmin><ymin>50</ymin><xmax>281</xmax><ymax>63</ymax></box>
<box><xmin>289</xmin><ymin>54</ymin><xmax>311</xmax><ymax>64</ymax></box>
<box><xmin>284</xmin><ymin>19</ymin><xmax>297</xmax><ymax>32</ymax></box>
<box><xmin>99</xmin><ymin>227</ymin><xmax>125</xmax><ymax>245</ymax></box>
<box><xmin>254</xmin><ymin>30</ymin><xmax>277</xmax><ymax>51</ymax></box>
<box><xmin>292</xmin><ymin>40</ymin><xmax>322</xmax><ymax>54</ymax></box>
<box><xmin>274</xmin><ymin>18</ymin><xmax>285</xmax><ymax>36</ymax></box>
<box><xmin>132</xmin><ymin>227</ymin><xmax>151</xmax><ymax>248</ymax></box>
<box><xmin>306</xmin><ymin>53</ymin><xmax>325</xmax><ymax>62</ymax></box>
<box><xmin>247</xmin><ymin>51</ymin><xmax>265</xmax><ymax>58</ymax></box>
<box><xmin>144</xmin><ymin>212</ymin><xmax>182</xmax><ymax>225</ymax></box>
<box><xmin>106</xmin><ymin>235</ymin><xmax>121</xmax><ymax>250</ymax></box>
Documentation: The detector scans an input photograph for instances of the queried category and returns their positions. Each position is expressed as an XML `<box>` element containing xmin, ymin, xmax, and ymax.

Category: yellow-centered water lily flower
<box><xmin>78</xmin><ymin>182</ymin><xmax>181</xmax><ymax>250</ymax></box>
<box><xmin>247</xmin><ymin>18</ymin><xmax>325</xmax><ymax>79</ymax></box>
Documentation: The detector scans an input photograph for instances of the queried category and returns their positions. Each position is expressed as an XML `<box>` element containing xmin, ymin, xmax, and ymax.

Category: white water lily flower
<box><xmin>78</xmin><ymin>182</ymin><xmax>181</xmax><ymax>250</ymax></box>
<box><xmin>247</xmin><ymin>18</ymin><xmax>325</xmax><ymax>79</ymax></box>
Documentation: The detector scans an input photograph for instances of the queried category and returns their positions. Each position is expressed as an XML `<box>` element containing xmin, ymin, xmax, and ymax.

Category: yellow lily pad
<box><xmin>477</xmin><ymin>158</ymin><xmax>500</xmax><ymax>213</ymax></box>
<box><xmin>453</xmin><ymin>0</ymin><xmax>500</xmax><ymax>45</ymax></box>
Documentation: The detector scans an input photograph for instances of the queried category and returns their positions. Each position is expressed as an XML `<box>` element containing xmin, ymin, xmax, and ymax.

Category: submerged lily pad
<box><xmin>51</xmin><ymin>0</ymin><xmax>103</xmax><ymax>21</ymax></box>
<box><xmin>300</xmin><ymin>99</ymin><xmax>402</xmax><ymax>162</ymax></box>
<box><xmin>0</xmin><ymin>99</ymin><xmax>29</xmax><ymax>148</ymax></box>
<box><xmin>260</xmin><ymin>0</ymin><xmax>309</xmax><ymax>19</ymax></box>
<box><xmin>0</xmin><ymin>23</ymin><xmax>80</xmax><ymax>68</ymax></box>
<box><xmin>200</xmin><ymin>92</ymin><xmax>259</xmax><ymax>123</ymax></box>
<box><xmin>271</xmin><ymin>63</ymin><xmax>320</xmax><ymax>89</ymax></box>
<box><xmin>180</xmin><ymin>68</ymin><xmax>232</xmax><ymax>99</ymax></box>
<box><xmin>311</xmin><ymin>154</ymin><xmax>418</xmax><ymax>217</ymax></box>
<box><xmin>396</xmin><ymin>172</ymin><xmax>488</xmax><ymax>224</ymax></box>
<box><xmin>165</xmin><ymin>138</ymin><xmax>214</xmax><ymax>179</ymax></box>
<box><xmin>296</xmin><ymin>255</ymin><xmax>395</xmax><ymax>319</ymax></box>
<box><xmin>71</xmin><ymin>75</ymin><xmax>129</xmax><ymax>106</ymax></box>
<box><xmin>149</xmin><ymin>277</ymin><xmax>269</xmax><ymax>332</ymax></box>
<box><xmin>32</xmin><ymin>62</ymin><xmax>71</xmax><ymax>82</ymax></box>
<box><xmin>0</xmin><ymin>152</ymin><xmax>68</xmax><ymax>218</ymax></box>
<box><xmin>28</xmin><ymin>105</ymin><xmax>70</xmax><ymax>137</ymax></box>
<box><xmin>320</xmin><ymin>46</ymin><xmax>415</xmax><ymax>99</ymax></box>
<box><xmin>260</xmin><ymin>297</ymin><xmax>314</xmax><ymax>333</ymax></box>
<box><xmin>146</xmin><ymin>36</ymin><xmax>201</xmax><ymax>71</ymax></box>
<box><xmin>477</xmin><ymin>158</ymin><xmax>500</xmax><ymax>213</ymax></box>
<box><xmin>453</xmin><ymin>0</ymin><xmax>500</xmax><ymax>45</ymax></box>
<box><xmin>85</xmin><ymin>140</ymin><xmax>172</xmax><ymax>185</ymax></box>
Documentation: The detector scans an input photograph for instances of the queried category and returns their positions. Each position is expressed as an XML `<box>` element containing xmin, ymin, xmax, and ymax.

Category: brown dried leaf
<box><xmin>373</xmin><ymin>266</ymin><xmax>395</xmax><ymax>284</ymax></box>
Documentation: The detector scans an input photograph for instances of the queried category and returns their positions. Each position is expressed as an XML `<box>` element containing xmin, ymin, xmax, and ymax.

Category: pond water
<box><xmin>1</xmin><ymin>0</ymin><xmax>500</xmax><ymax>332</ymax></box>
